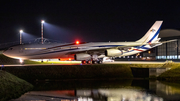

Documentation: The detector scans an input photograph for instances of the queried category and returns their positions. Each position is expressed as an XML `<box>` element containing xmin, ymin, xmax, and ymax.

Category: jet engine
<box><xmin>105</xmin><ymin>49</ymin><xmax>123</xmax><ymax>57</ymax></box>
<box><xmin>74</xmin><ymin>53</ymin><xmax>91</xmax><ymax>61</ymax></box>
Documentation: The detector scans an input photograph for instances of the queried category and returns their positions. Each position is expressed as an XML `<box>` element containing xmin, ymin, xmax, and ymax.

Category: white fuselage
<box><xmin>3</xmin><ymin>41</ymin><xmax>153</xmax><ymax>60</ymax></box>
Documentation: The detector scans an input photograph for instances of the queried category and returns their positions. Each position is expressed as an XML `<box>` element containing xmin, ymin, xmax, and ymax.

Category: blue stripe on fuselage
<box><xmin>123</xmin><ymin>45</ymin><xmax>149</xmax><ymax>54</ymax></box>
<box><xmin>134</xmin><ymin>45</ymin><xmax>150</xmax><ymax>50</ymax></box>
<box><xmin>148</xmin><ymin>26</ymin><xmax>161</xmax><ymax>43</ymax></box>
<box><xmin>29</xmin><ymin>44</ymin><xmax>150</xmax><ymax>56</ymax></box>
<box><xmin>93</xmin><ymin>45</ymin><xmax>123</xmax><ymax>47</ymax></box>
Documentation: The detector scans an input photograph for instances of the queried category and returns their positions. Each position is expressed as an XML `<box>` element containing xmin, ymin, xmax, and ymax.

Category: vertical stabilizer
<box><xmin>136</xmin><ymin>21</ymin><xmax>163</xmax><ymax>43</ymax></box>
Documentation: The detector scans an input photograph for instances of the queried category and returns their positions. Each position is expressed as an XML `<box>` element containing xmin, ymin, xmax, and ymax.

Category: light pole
<box><xmin>19</xmin><ymin>30</ymin><xmax>23</xmax><ymax>44</ymax></box>
<box><xmin>41</xmin><ymin>20</ymin><xmax>45</xmax><ymax>44</ymax></box>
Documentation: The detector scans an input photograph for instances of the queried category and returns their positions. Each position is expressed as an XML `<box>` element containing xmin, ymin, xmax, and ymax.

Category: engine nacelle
<box><xmin>105</xmin><ymin>49</ymin><xmax>123</xmax><ymax>57</ymax></box>
<box><xmin>74</xmin><ymin>53</ymin><xmax>91</xmax><ymax>61</ymax></box>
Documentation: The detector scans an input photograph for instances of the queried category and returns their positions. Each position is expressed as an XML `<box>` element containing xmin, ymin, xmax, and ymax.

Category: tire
<box><xmin>82</xmin><ymin>60</ymin><xmax>86</xmax><ymax>64</ymax></box>
<box><xmin>92</xmin><ymin>60</ymin><xmax>97</xmax><ymax>64</ymax></box>
<box><xmin>98</xmin><ymin>60</ymin><xmax>102</xmax><ymax>64</ymax></box>
<box><xmin>86</xmin><ymin>60</ymin><xmax>91</xmax><ymax>64</ymax></box>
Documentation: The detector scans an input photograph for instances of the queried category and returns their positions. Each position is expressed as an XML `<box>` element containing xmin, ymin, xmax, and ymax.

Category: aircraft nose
<box><xmin>3</xmin><ymin>50</ymin><xmax>7</xmax><ymax>55</ymax></box>
<box><xmin>2</xmin><ymin>48</ymin><xmax>9</xmax><ymax>56</ymax></box>
<box><xmin>3</xmin><ymin>48</ymin><xmax>8</xmax><ymax>52</ymax></box>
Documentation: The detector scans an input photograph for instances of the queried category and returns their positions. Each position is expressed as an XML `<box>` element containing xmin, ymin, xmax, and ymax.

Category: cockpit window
<box><xmin>9</xmin><ymin>48</ymin><xmax>13</xmax><ymax>50</ymax></box>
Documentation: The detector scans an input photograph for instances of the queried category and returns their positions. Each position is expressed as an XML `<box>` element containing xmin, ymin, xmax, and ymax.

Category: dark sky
<box><xmin>0</xmin><ymin>0</ymin><xmax>180</xmax><ymax>43</ymax></box>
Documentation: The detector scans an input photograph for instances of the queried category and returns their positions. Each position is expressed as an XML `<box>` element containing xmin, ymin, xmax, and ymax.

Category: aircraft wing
<box><xmin>66</xmin><ymin>47</ymin><xmax>108</xmax><ymax>55</ymax></box>
<box><xmin>160</xmin><ymin>39</ymin><xmax>177</xmax><ymax>43</ymax></box>
<box><xmin>66</xmin><ymin>42</ymin><xmax>155</xmax><ymax>55</ymax></box>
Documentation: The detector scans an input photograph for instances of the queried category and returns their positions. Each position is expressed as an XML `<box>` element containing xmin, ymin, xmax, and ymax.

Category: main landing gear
<box><xmin>81</xmin><ymin>60</ymin><xmax>102</xmax><ymax>64</ymax></box>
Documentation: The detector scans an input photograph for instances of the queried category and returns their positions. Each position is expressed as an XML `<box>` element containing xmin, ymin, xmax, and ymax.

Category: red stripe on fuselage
<box><xmin>133</xmin><ymin>49</ymin><xmax>144</xmax><ymax>52</ymax></box>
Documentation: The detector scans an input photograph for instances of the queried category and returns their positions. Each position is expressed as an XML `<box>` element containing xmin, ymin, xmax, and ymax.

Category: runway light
<box><xmin>76</xmin><ymin>40</ymin><xmax>80</xmax><ymax>44</ymax></box>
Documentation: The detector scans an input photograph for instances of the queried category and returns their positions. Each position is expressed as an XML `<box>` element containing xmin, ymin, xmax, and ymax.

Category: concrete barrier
<box><xmin>131</xmin><ymin>67</ymin><xmax>171</xmax><ymax>78</ymax></box>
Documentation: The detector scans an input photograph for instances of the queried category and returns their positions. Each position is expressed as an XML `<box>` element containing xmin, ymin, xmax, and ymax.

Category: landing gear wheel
<box><xmin>92</xmin><ymin>60</ymin><xmax>97</xmax><ymax>64</ymax></box>
<box><xmin>87</xmin><ymin>60</ymin><xmax>91</xmax><ymax>64</ymax></box>
<box><xmin>98</xmin><ymin>60</ymin><xmax>102</xmax><ymax>64</ymax></box>
<box><xmin>82</xmin><ymin>60</ymin><xmax>86</xmax><ymax>64</ymax></box>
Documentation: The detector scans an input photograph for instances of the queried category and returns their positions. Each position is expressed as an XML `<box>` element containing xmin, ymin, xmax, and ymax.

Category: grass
<box><xmin>158</xmin><ymin>63</ymin><xmax>180</xmax><ymax>80</ymax></box>
<box><xmin>5</xmin><ymin>64</ymin><xmax>134</xmax><ymax>81</ymax></box>
<box><xmin>0</xmin><ymin>70</ymin><xmax>33</xmax><ymax>101</ymax></box>
<box><xmin>0</xmin><ymin>54</ymin><xmax>39</xmax><ymax>64</ymax></box>
<box><xmin>128</xmin><ymin>63</ymin><xmax>164</xmax><ymax>68</ymax></box>
<box><xmin>5</xmin><ymin>63</ymin><xmax>177</xmax><ymax>81</ymax></box>
<box><xmin>0</xmin><ymin>54</ymin><xmax>19</xmax><ymax>64</ymax></box>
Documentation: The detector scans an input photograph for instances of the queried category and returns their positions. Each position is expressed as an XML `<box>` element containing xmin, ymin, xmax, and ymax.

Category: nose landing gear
<box><xmin>19</xmin><ymin>59</ymin><xmax>24</xmax><ymax>65</ymax></box>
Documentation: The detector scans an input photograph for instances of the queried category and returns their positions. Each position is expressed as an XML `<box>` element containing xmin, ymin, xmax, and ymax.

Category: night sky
<box><xmin>0</xmin><ymin>0</ymin><xmax>180</xmax><ymax>44</ymax></box>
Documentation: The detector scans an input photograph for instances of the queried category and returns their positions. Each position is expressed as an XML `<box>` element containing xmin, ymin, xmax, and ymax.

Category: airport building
<box><xmin>156</xmin><ymin>29</ymin><xmax>180</xmax><ymax>60</ymax></box>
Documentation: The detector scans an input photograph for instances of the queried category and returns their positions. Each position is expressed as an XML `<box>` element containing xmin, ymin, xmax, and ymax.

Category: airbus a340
<box><xmin>3</xmin><ymin>21</ymin><xmax>170</xmax><ymax>64</ymax></box>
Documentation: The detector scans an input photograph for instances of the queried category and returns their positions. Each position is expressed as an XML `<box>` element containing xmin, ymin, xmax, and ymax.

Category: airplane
<box><xmin>3</xmin><ymin>21</ymin><xmax>170</xmax><ymax>64</ymax></box>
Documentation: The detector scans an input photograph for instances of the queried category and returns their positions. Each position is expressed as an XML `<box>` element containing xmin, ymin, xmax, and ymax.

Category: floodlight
<box><xmin>41</xmin><ymin>20</ymin><xmax>45</xmax><ymax>23</ymax></box>
<box><xmin>20</xmin><ymin>30</ymin><xmax>23</xmax><ymax>33</ymax></box>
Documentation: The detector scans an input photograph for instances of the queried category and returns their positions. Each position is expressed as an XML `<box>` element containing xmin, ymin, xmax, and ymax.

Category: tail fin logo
<box><xmin>150</xmin><ymin>29</ymin><xmax>156</xmax><ymax>32</ymax></box>
<box><xmin>136</xmin><ymin>21</ymin><xmax>163</xmax><ymax>43</ymax></box>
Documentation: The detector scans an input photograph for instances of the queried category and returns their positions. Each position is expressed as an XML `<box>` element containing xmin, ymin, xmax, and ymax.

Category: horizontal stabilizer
<box><xmin>161</xmin><ymin>39</ymin><xmax>177</xmax><ymax>43</ymax></box>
